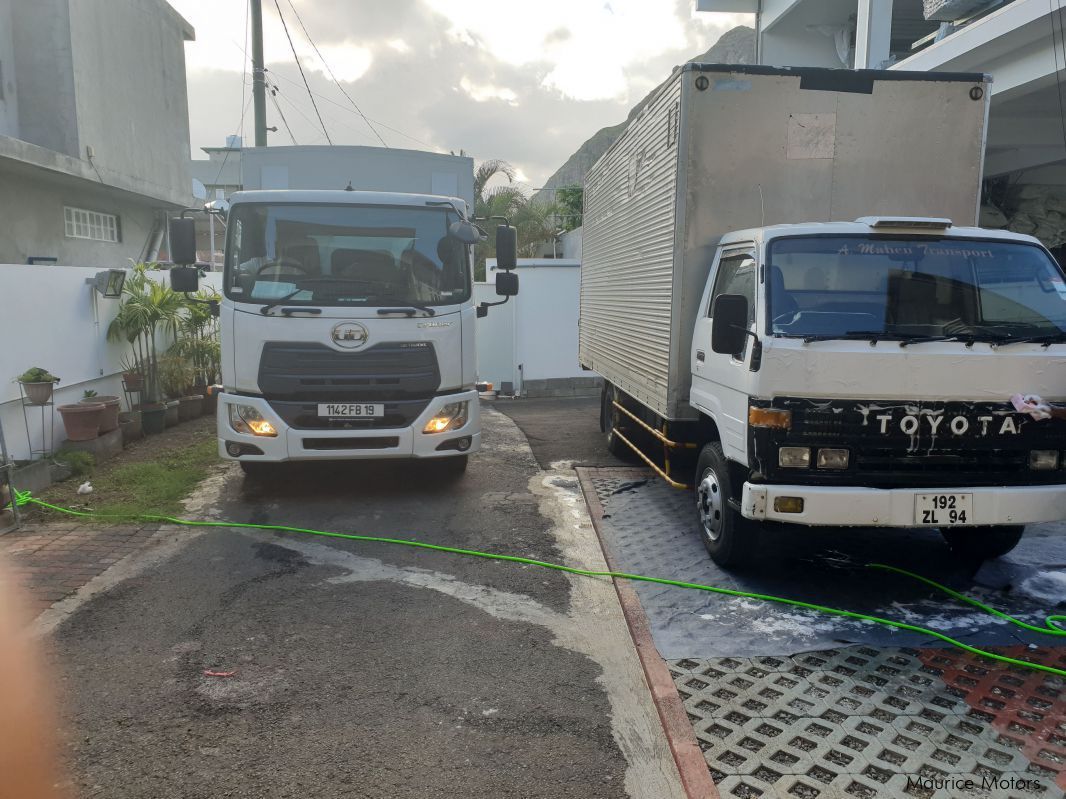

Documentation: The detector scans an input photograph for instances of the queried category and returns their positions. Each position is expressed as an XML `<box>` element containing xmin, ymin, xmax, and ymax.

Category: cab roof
<box><xmin>229</xmin><ymin>189</ymin><xmax>467</xmax><ymax>211</ymax></box>
<box><xmin>719</xmin><ymin>218</ymin><xmax>1043</xmax><ymax>248</ymax></box>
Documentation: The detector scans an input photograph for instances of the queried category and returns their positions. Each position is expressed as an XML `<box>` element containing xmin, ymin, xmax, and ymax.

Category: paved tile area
<box><xmin>672</xmin><ymin>646</ymin><xmax>1065</xmax><ymax>798</ymax></box>
<box><xmin>0</xmin><ymin>522</ymin><xmax>161</xmax><ymax>617</ymax></box>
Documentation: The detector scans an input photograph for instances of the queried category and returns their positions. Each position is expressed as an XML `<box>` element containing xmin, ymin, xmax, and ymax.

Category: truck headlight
<box><xmin>1029</xmin><ymin>450</ymin><xmax>1059</xmax><ymax>470</ymax></box>
<box><xmin>423</xmin><ymin>401</ymin><xmax>469</xmax><ymax>434</ymax></box>
<box><xmin>778</xmin><ymin>447</ymin><xmax>810</xmax><ymax>468</ymax></box>
<box><xmin>816</xmin><ymin>448</ymin><xmax>849</xmax><ymax>470</ymax></box>
<box><xmin>228</xmin><ymin>404</ymin><xmax>278</xmax><ymax>437</ymax></box>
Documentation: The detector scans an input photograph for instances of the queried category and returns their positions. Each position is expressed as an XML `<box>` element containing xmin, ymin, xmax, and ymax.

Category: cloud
<box><xmin>169</xmin><ymin>0</ymin><xmax>751</xmax><ymax>187</ymax></box>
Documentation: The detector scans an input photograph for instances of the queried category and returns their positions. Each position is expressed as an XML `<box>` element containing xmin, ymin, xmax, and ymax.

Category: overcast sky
<box><xmin>168</xmin><ymin>0</ymin><xmax>749</xmax><ymax>190</ymax></box>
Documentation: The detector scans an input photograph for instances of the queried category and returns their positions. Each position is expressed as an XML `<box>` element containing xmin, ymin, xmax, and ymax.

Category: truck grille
<box><xmin>258</xmin><ymin>341</ymin><xmax>440</xmax><ymax>401</ymax></box>
<box><xmin>750</xmin><ymin>397</ymin><xmax>1066</xmax><ymax>488</ymax></box>
<box><xmin>302</xmin><ymin>437</ymin><xmax>400</xmax><ymax>451</ymax></box>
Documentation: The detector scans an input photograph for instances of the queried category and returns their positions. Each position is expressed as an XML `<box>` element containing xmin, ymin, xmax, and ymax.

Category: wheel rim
<box><xmin>697</xmin><ymin>467</ymin><xmax>724</xmax><ymax>542</ymax></box>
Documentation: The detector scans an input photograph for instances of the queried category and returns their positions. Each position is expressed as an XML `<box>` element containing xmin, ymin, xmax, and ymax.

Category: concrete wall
<box><xmin>240</xmin><ymin>146</ymin><xmax>476</xmax><ymax>210</ymax></box>
<box><xmin>0</xmin><ymin>0</ymin><xmax>18</xmax><ymax>139</ymax></box>
<box><xmin>0</xmin><ymin>166</ymin><xmax>161</xmax><ymax>266</ymax></box>
<box><xmin>10</xmin><ymin>0</ymin><xmax>78</xmax><ymax>157</ymax></box>
<box><xmin>67</xmin><ymin>0</ymin><xmax>194</xmax><ymax>206</ymax></box>
<box><xmin>0</xmin><ymin>265</ymin><xmax>222</xmax><ymax>461</ymax></box>
<box><xmin>475</xmin><ymin>259</ymin><xmax>595</xmax><ymax>396</ymax></box>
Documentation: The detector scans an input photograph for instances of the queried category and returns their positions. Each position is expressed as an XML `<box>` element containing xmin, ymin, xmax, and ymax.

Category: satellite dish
<box><xmin>192</xmin><ymin>178</ymin><xmax>207</xmax><ymax>200</ymax></box>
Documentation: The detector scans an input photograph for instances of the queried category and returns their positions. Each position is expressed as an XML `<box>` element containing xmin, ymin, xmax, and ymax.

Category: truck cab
<box><xmin>169</xmin><ymin>189</ymin><xmax>517</xmax><ymax>476</ymax></box>
<box><xmin>691</xmin><ymin>217</ymin><xmax>1066</xmax><ymax>563</ymax></box>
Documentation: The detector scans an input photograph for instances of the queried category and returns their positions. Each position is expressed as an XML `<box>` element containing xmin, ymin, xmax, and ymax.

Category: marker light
<box><xmin>750</xmin><ymin>408</ymin><xmax>792</xmax><ymax>429</ymax></box>
<box><xmin>774</xmin><ymin>497</ymin><xmax>805</xmax><ymax>514</ymax></box>
<box><xmin>423</xmin><ymin>401</ymin><xmax>469</xmax><ymax>434</ymax></box>
<box><xmin>228</xmin><ymin>404</ymin><xmax>278</xmax><ymax>437</ymax></box>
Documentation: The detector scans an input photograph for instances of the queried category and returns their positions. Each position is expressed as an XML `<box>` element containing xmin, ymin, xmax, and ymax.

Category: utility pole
<box><xmin>250</xmin><ymin>0</ymin><xmax>268</xmax><ymax>147</ymax></box>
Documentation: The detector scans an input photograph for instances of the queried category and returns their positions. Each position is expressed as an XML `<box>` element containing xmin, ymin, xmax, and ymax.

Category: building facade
<box><xmin>0</xmin><ymin>0</ymin><xmax>194</xmax><ymax>267</ymax></box>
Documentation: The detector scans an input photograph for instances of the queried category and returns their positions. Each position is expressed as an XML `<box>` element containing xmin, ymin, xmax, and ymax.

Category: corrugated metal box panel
<box><xmin>583</xmin><ymin>65</ymin><xmax>988</xmax><ymax>421</ymax></box>
<box><xmin>579</xmin><ymin>70</ymin><xmax>683</xmax><ymax>418</ymax></box>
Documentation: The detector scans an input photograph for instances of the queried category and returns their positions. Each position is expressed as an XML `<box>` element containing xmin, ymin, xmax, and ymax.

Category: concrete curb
<box><xmin>577</xmin><ymin>466</ymin><xmax>720</xmax><ymax>799</ymax></box>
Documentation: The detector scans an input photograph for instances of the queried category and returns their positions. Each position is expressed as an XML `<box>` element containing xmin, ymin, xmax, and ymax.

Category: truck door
<box><xmin>691</xmin><ymin>246</ymin><xmax>758</xmax><ymax>463</ymax></box>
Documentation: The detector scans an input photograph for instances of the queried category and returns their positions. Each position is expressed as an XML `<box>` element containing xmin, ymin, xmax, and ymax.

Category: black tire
<box><xmin>602</xmin><ymin>384</ymin><xmax>634</xmax><ymax>460</ymax></box>
<box><xmin>694</xmin><ymin>442</ymin><xmax>759</xmax><ymax>567</ymax></box>
<box><xmin>239</xmin><ymin>461</ymin><xmax>279</xmax><ymax>479</ymax></box>
<box><xmin>941</xmin><ymin>525</ymin><xmax>1024</xmax><ymax>561</ymax></box>
<box><xmin>431</xmin><ymin>454</ymin><xmax>468</xmax><ymax>477</ymax></box>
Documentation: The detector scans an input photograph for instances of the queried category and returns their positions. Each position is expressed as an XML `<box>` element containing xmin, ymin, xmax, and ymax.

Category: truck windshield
<box><xmin>767</xmin><ymin>236</ymin><xmax>1066</xmax><ymax>342</ymax></box>
<box><xmin>224</xmin><ymin>203</ymin><xmax>470</xmax><ymax>307</ymax></box>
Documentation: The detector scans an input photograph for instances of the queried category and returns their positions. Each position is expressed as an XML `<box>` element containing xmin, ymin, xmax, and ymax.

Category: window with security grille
<box><xmin>64</xmin><ymin>206</ymin><xmax>120</xmax><ymax>243</ymax></box>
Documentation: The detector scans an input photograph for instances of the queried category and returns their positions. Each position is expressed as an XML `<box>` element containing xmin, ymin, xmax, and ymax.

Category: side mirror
<box><xmin>495</xmin><ymin>224</ymin><xmax>518</xmax><ymax>270</ymax></box>
<box><xmin>170</xmin><ymin>265</ymin><xmax>200</xmax><ymax>293</ymax></box>
<box><xmin>711</xmin><ymin>294</ymin><xmax>750</xmax><ymax>356</ymax></box>
<box><xmin>169</xmin><ymin>217</ymin><xmax>197</xmax><ymax>266</ymax></box>
<box><xmin>448</xmin><ymin>219</ymin><xmax>482</xmax><ymax>245</ymax></box>
<box><xmin>495</xmin><ymin>270</ymin><xmax>519</xmax><ymax>297</ymax></box>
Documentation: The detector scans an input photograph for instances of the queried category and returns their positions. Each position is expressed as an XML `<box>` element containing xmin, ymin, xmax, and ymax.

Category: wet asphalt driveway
<box><xmin>49</xmin><ymin>403</ymin><xmax>683</xmax><ymax>799</ymax></box>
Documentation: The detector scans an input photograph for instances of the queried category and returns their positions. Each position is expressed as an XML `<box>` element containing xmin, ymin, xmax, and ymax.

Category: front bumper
<box><xmin>216</xmin><ymin>390</ymin><xmax>480</xmax><ymax>462</ymax></box>
<box><xmin>741</xmin><ymin>482</ymin><xmax>1066</xmax><ymax>527</ymax></box>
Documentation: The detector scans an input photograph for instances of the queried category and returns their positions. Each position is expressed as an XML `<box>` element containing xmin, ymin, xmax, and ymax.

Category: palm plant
<box><xmin>173</xmin><ymin>288</ymin><xmax>222</xmax><ymax>386</ymax></box>
<box><xmin>107</xmin><ymin>264</ymin><xmax>183</xmax><ymax>403</ymax></box>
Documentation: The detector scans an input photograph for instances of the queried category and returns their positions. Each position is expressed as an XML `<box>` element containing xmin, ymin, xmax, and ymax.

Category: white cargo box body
<box><xmin>579</xmin><ymin>64</ymin><xmax>990</xmax><ymax>421</ymax></box>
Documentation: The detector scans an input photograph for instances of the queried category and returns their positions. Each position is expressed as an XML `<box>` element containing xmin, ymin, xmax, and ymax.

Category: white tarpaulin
<box><xmin>1005</xmin><ymin>185</ymin><xmax>1066</xmax><ymax>249</ymax></box>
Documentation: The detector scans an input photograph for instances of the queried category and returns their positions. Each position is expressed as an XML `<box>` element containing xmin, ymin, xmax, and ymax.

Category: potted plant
<box><xmin>120</xmin><ymin>355</ymin><xmax>144</xmax><ymax>393</ymax></box>
<box><xmin>80</xmin><ymin>389</ymin><xmax>121</xmax><ymax>433</ymax></box>
<box><xmin>17</xmin><ymin>367</ymin><xmax>60</xmax><ymax>405</ymax></box>
<box><xmin>118</xmin><ymin>410</ymin><xmax>143</xmax><ymax>444</ymax></box>
<box><xmin>159</xmin><ymin>354</ymin><xmax>194</xmax><ymax>424</ymax></box>
<box><xmin>58</xmin><ymin>401</ymin><xmax>105</xmax><ymax>441</ymax></box>
<box><xmin>107</xmin><ymin>264</ymin><xmax>182</xmax><ymax>435</ymax></box>
<box><xmin>174</xmin><ymin>289</ymin><xmax>222</xmax><ymax>415</ymax></box>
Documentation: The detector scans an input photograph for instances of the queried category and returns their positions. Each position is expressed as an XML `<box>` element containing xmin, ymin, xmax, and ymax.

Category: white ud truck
<box><xmin>168</xmin><ymin>190</ymin><xmax>518</xmax><ymax>477</ymax></box>
<box><xmin>580</xmin><ymin>64</ymin><xmax>1066</xmax><ymax>566</ymax></box>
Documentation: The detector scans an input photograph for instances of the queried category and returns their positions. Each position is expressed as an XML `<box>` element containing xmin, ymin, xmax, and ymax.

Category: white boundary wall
<box><xmin>0</xmin><ymin>264</ymin><xmax>222</xmax><ymax>461</ymax></box>
<box><xmin>475</xmin><ymin>259</ymin><xmax>587</xmax><ymax>395</ymax></box>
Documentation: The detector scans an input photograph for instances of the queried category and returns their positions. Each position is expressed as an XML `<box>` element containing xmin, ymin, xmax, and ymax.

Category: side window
<box><xmin>710</xmin><ymin>253</ymin><xmax>757</xmax><ymax>327</ymax></box>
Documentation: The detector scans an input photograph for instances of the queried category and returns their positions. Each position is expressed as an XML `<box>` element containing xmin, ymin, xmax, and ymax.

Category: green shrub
<box><xmin>18</xmin><ymin>366</ymin><xmax>59</xmax><ymax>383</ymax></box>
<box><xmin>55</xmin><ymin>449</ymin><xmax>96</xmax><ymax>478</ymax></box>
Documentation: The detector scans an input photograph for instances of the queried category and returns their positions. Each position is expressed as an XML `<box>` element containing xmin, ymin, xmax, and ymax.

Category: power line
<box><xmin>272</xmin><ymin>0</ymin><xmax>333</xmax><ymax>145</ymax></box>
<box><xmin>271</xmin><ymin>80</ymin><xmax>331</xmax><ymax>143</ymax></box>
<box><xmin>266</xmin><ymin>81</ymin><xmax>298</xmax><ymax>144</ymax></box>
<box><xmin>283</xmin><ymin>0</ymin><xmax>388</xmax><ymax>147</ymax></box>
<box><xmin>227</xmin><ymin>37</ymin><xmax>446</xmax><ymax>153</ymax></box>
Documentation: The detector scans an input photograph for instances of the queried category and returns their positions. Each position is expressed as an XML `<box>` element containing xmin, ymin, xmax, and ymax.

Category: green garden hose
<box><xmin>13</xmin><ymin>488</ymin><xmax>1066</xmax><ymax>678</ymax></box>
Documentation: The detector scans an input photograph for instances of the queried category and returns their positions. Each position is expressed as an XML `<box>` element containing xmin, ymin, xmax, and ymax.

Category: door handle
<box><xmin>696</xmin><ymin>350</ymin><xmax>705</xmax><ymax>363</ymax></box>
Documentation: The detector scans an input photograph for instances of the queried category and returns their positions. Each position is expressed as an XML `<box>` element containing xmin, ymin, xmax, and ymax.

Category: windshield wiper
<box><xmin>260</xmin><ymin>287</ymin><xmax>305</xmax><ymax>315</ymax></box>
<box><xmin>992</xmin><ymin>332</ymin><xmax>1066</xmax><ymax>347</ymax></box>
<box><xmin>798</xmin><ymin>330</ymin><xmax>894</xmax><ymax>344</ymax></box>
<box><xmin>373</xmin><ymin>298</ymin><xmax>435</xmax><ymax>317</ymax></box>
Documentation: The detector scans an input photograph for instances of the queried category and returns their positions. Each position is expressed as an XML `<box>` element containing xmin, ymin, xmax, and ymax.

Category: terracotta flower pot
<box><xmin>59</xmin><ymin>402</ymin><xmax>104</xmax><ymax>441</ymax></box>
<box><xmin>80</xmin><ymin>395</ymin><xmax>120</xmax><ymax>432</ymax></box>
<box><xmin>178</xmin><ymin>394</ymin><xmax>204</xmax><ymax>421</ymax></box>
<box><xmin>122</xmin><ymin>371</ymin><xmax>144</xmax><ymax>392</ymax></box>
<box><xmin>164</xmin><ymin>400</ymin><xmax>180</xmax><ymax>427</ymax></box>
<box><xmin>119</xmin><ymin>411</ymin><xmax>143</xmax><ymax>444</ymax></box>
<box><xmin>20</xmin><ymin>381</ymin><xmax>56</xmax><ymax>405</ymax></box>
<box><xmin>138</xmin><ymin>404</ymin><xmax>166</xmax><ymax>435</ymax></box>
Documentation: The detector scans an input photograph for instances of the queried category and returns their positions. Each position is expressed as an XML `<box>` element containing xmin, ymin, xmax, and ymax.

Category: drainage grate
<box><xmin>672</xmin><ymin>647</ymin><xmax>1066</xmax><ymax>797</ymax></box>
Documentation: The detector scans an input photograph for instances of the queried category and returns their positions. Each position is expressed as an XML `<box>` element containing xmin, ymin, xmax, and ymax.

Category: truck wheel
<box><xmin>432</xmin><ymin>454</ymin><xmax>468</xmax><ymax>477</ymax></box>
<box><xmin>239</xmin><ymin>461</ymin><xmax>279</xmax><ymax>479</ymax></box>
<box><xmin>941</xmin><ymin>525</ymin><xmax>1024</xmax><ymax>561</ymax></box>
<box><xmin>602</xmin><ymin>385</ymin><xmax>634</xmax><ymax>460</ymax></box>
<box><xmin>695</xmin><ymin>443</ymin><xmax>758</xmax><ymax>567</ymax></box>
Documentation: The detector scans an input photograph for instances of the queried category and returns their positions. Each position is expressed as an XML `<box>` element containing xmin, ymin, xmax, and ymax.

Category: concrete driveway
<box><xmin>48</xmin><ymin>405</ymin><xmax>685</xmax><ymax>799</ymax></box>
